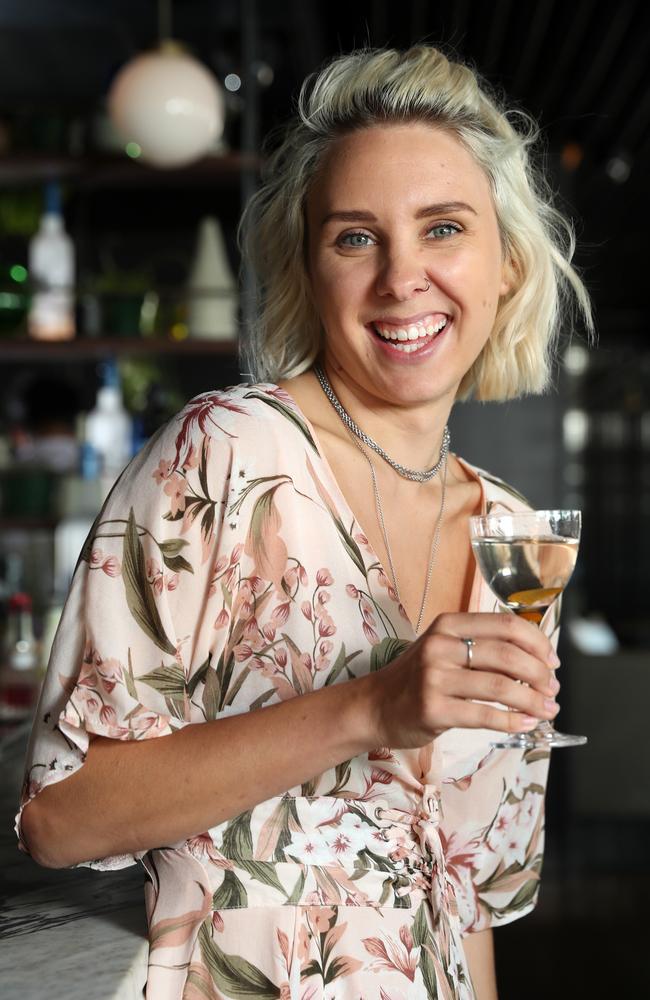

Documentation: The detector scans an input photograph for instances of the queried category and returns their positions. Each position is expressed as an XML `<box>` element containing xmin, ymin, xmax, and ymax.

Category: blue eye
<box><xmin>428</xmin><ymin>223</ymin><xmax>461</xmax><ymax>239</ymax></box>
<box><xmin>339</xmin><ymin>231</ymin><xmax>374</xmax><ymax>247</ymax></box>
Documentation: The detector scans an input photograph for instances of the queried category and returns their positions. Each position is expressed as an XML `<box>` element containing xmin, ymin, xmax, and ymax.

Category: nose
<box><xmin>374</xmin><ymin>250</ymin><xmax>430</xmax><ymax>301</ymax></box>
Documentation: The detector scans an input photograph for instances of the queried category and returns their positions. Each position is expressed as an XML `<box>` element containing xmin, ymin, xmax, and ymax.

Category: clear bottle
<box><xmin>85</xmin><ymin>360</ymin><xmax>133</xmax><ymax>486</ymax></box>
<box><xmin>27</xmin><ymin>181</ymin><xmax>76</xmax><ymax>341</ymax></box>
<box><xmin>0</xmin><ymin>592</ymin><xmax>40</xmax><ymax>722</ymax></box>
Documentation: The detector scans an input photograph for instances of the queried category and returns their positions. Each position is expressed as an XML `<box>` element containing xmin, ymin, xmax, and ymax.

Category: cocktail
<box><xmin>469</xmin><ymin>509</ymin><xmax>586</xmax><ymax>750</ymax></box>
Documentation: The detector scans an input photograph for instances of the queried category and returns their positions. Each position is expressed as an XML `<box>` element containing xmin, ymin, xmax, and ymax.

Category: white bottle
<box><xmin>85</xmin><ymin>360</ymin><xmax>133</xmax><ymax>489</ymax></box>
<box><xmin>27</xmin><ymin>181</ymin><xmax>76</xmax><ymax>340</ymax></box>
<box><xmin>187</xmin><ymin>216</ymin><xmax>237</xmax><ymax>339</ymax></box>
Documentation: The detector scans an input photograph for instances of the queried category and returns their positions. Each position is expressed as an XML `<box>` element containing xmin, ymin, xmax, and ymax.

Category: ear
<box><xmin>499</xmin><ymin>253</ymin><xmax>518</xmax><ymax>298</ymax></box>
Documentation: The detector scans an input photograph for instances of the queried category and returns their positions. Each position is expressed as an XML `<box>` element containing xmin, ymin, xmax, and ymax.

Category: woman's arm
<box><xmin>22</xmin><ymin>611</ymin><xmax>558</xmax><ymax>869</ymax></box>
<box><xmin>22</xmin><ymin>670</ymin><xmax>377</xmax><ymax>869</ymax></box>
<box><xmin>463</xmin><ymin>929</ymin><xmax>498</xmax><ymax>1000</ymax></box>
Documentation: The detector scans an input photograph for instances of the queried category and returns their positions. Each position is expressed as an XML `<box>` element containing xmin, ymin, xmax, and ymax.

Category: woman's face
<box><xmin>306</xmin><ymin>123</ymin><xmax>511</xmax><ymax>409</ymax></box>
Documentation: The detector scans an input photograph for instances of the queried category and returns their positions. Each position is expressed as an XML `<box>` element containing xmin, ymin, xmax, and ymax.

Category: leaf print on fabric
<box><xmin>158</xmin><ymin>537</ymin><xmax>193</xmax><ymax>574</ymax></box>
<box><xmin>305</xmin><ymin>454</ymin><xmax>367</xmax><ymax>579</ymax></box>
<box><xmin>184</xmin><ymin>963</ymin><xmax>224</xmax><ymax>1000</ymax></box>
<box><xmin>149</xmin><ymin>882</ymin><xmax>212</xmax><ymax>952</ymax></box>
<box><xmin>138</xmin><ymin>663</ymin><xmax>187</xmax><ymax>703</ymax></box>
<box><xmin>243</xmin><ymin>390</ymin><xmax>319</xmax><ymax>454</ymax></box>
<box><xmin>370</xmin><ymin>637</ymin><xmax>411</xmax><ymax>672</ymax></box>
<box><xmin>212</xmin><ymin>869</ymin><xmax>248</xmax><ymax>909</ymax></box>
<box><xmin>218</xmin><ymin>811</ymin><xmax>287</xmax><ymax>898</ymax></box>
<box><xmin>299</xmin><ymin>908</ymin><xmax>364</xmax><ymax>988</ymax></box>
<box><xmin>255</xmin><ymin>797</ymin><xmax>301</xmax><ymax>863</ymax></box>
<box><xmin>282</xmin><ymin>634</ymin><xmax>313</xmax><ymax>695</ymax></box>
<box><xmin>244</xmin><ymin>485</ymin><xmax>289</xmax><ymax>596</ymax></box>
<box><xmin>122</xmin><ymin>508</ymin><xmax>177</xmax><ymax>655</ymax></box>
<box><xmin>198</xmin><ymin>920</ymin><xmax>282</xmax><ymax>999</ymax></box>
<box><xmin>362</xmin><ymin>924</ymin><xmax>419</xmax><ymax>981</ymax></box>
<box><xmin>322</xmin><ymin>643</ymin><xmax>362</xmax><ymax>687</ymax></box>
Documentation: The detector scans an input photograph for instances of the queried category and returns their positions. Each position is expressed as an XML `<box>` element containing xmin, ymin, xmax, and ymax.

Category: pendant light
<box><xmin>107</xmin><ymin>0</ymin><xmax>224</xmax><ymax>168</ymax></box>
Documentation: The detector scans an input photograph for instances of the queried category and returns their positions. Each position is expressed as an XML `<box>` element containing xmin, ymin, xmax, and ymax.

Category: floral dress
<box><xmin>17</xmin><ymin>383</ymin><xmax>555</xmax><ymax>1000</ymax></box>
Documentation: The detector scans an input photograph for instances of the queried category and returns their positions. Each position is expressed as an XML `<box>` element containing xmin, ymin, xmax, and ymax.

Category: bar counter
<box><xmin>0</xmin><ymin>725</ymin><xmax>148</xmax><ymax>999</ymax></box>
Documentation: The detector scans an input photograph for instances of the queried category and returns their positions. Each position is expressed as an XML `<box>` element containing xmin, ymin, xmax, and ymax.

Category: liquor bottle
<box><xmin>84</xmin><ymin>359</ymin><xmax>133</xmax><ymax>484</ymax></box>
<box><xmin>27</xmin><ymin>181</ymin><xmax>76</xmax><ymax>341</ymax></box>
<box><xmin>0</xmin><ymin>592</ymin><xmax>40</xmax><ymax>722</ymax></box>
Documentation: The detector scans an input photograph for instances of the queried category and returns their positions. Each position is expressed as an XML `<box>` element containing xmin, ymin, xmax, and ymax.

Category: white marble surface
<box><xmin>1</xmin><ymin>723</ymin><xmax>149</xmax><ymax>999</ymax></box>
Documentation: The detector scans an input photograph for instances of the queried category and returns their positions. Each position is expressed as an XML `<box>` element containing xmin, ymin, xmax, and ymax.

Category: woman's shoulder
<box><xmin>176</xmin><ymin>381</ymin><xmax>311</xmax><ymax>435</ymax></box>
<box><xmin>458</xmin><ymin>456</ymin><xmax>533</xmax><ymax>512</ymax></box>
<box><xmin>152</xmin><ymin>381</ymin><xmax>316</xmax><ymax>459</ymax></box>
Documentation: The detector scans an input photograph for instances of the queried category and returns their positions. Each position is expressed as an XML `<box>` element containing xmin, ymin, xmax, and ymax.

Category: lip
<box><xmin>368</xmin><ymin>310</ymin><xmax>450</xmax><ymax>327</ymax></box>
<box><xmin>366</xmin><ymin>318</ymin><xmax>452</xmax><ymax>362</ymax></box>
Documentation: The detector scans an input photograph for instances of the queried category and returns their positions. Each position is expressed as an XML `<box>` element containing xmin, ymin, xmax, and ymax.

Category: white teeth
<box><xmin>372</xmin><ymin>316</ymin><xmax>449</xmax><ymax>348</ymax></box>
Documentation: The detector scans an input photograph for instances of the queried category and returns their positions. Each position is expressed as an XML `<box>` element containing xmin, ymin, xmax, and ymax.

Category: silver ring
<box><xmin>423</xmin><ymin>278</ymin><xmax>431</xmax><ymax>292</ymax></box>
<box><xmin>461</xmin><ymin>637</ymin><xmax>475</xmax><ymax>668</ymax></box>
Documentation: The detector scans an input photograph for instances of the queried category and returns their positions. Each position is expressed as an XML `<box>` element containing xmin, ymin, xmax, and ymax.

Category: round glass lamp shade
<box><xmin>108</xmin><ymin>46</ymin><xmax>224</xmax><ymax>168</ymax></box>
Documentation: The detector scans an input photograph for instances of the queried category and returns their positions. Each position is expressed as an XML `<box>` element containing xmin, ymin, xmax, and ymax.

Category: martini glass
<box><xmin>469</xmin><ymin>510</ymin><xmax>586</xmax><ymax>750</ymax></box>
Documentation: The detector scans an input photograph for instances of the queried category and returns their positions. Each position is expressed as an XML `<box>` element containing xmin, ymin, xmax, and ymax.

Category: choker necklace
<box><xmin>314</xmin><ymin>364</ymin><xmax>450</xmax><ymax>484</ymax></box>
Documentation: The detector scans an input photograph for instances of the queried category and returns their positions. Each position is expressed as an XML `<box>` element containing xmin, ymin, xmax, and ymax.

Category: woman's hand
<box><xmin>370</xmin><ymin>612</ymin><xmax>561</xmax><ymax>749</ymax></box>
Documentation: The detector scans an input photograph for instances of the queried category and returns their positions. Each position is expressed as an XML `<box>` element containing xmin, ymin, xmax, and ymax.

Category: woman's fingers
<box><xmin>425</xmin><ymin>615</ymin><xmax>558</xmax><ymax>694</ymax></box>
<box><xmin>451</xmin><ymin>636</ymin><xmax>558</xmax><ymax>696</ymax></box>
<box><xmin>430</xmin><ymin>611</ymin><xmax>559</xmax><ymax>668</ymax></box>
<box><xmin>446</xmin><ymin>665</ymin><xmax>559</xmax><ymax>721</ymax></box>
<box><xmin>438</xmin><ymin>695</ymin><xmax>541</xmax><ymax>734</ymax></box>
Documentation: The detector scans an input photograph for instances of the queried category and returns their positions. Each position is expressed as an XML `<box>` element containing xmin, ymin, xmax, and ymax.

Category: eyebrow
<box><xmin>320</xmin><ymin>201</ymin><xmax>478</xmax><ymax>226</ymax></box>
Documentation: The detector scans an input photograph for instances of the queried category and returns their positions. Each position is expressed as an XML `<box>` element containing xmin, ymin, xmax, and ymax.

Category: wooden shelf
<box><xmin>0</xmin><ymin>516</ymin><xmax>59</xmax><ymax>532</ymax></box>
<box><xmin>0</xmin><ymin>151</ymin><xmax>258</xmax><ymax>189</ymax></box>
<box><xmin>0</xmin><ymin>337</ymin><xmax>239</xmax><ymax>360</ymax></box>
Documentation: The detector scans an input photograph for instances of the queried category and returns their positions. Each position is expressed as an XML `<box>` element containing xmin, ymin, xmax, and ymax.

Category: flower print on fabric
<box><xmin>17</xmin><ymin>383</ymin><xmax>552</xmax><ymax>999</ymax></box>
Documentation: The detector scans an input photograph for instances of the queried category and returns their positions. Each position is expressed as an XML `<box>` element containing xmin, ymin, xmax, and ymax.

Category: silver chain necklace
<box><xmin>349</xmin><ymin>430</ymin><xmax>448</xmax><ymax>635</ymax></box>
<box><xmin>314</xmin><ymin>364</ymin><xmax>450</xmax><ymax>483</ymax></box>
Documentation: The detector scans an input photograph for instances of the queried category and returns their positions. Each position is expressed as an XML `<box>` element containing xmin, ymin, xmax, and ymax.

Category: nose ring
<box><xmin>422</xmin><ymin>278</ymin><xmax>431</xmax><ymax>292</ymax></box>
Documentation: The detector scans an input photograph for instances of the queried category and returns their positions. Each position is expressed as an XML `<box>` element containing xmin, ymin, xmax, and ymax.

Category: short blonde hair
<box><xmin>240</xmin><ymin>46</ymin><xmax>592</xmax><ymax>401</ymax></box>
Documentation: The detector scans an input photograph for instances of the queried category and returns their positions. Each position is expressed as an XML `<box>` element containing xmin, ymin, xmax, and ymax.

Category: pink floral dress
<box><xmin>17</xmin><ymin>383</ymin><xmax>555</xmax><ymax>1000</ymax></box>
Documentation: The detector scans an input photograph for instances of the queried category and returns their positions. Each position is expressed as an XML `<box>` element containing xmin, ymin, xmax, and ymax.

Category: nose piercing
<box><xmin>422</xmin><ymin>278</ymin><xmax>431</xmax><ymax>292</ymax></box>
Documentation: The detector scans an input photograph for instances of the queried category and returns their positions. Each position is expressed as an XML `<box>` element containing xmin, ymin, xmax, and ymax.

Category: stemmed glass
<box><xmin>469</xmin><ymin>510</ymin><xmax>587</xmax><ymax>750</ymax></box>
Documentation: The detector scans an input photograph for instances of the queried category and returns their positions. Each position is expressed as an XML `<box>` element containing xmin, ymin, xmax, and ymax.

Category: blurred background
<box><xmin>0</xmin><ymin>1</ymin><xmax>648</xmax><ymax>997</ymax></box>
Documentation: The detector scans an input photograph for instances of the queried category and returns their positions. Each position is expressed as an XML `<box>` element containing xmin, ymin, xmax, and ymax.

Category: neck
<box><xmin>314</xmin><ymin>359</ymin><xmax>453</xmax><ymax>473</ymax></box>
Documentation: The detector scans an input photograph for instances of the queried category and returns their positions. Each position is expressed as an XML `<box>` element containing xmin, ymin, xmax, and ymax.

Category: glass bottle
<box><xmin>0</xmin><ymin>592</ymin><xmax>41</xmax><ymax>722</ymax></box>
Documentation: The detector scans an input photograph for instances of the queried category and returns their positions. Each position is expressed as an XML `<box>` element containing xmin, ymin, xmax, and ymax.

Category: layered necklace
<box><xmin>313</xmin><ymin>364</ymin><xmax>449</xmax><ymax>634</ymax></box>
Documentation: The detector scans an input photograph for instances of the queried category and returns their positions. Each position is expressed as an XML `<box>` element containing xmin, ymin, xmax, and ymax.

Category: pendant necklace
<box><xmin>313</xmin><ymin>364</ymin><xmax>449</xmax><ymax>634</ymax></box>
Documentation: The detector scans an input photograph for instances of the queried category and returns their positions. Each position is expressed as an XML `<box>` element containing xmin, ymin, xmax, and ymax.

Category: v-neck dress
<box><xmin>17</xmin><ymin>383</ymin><xmax>556</xmax><ymax>1000</ymax></box>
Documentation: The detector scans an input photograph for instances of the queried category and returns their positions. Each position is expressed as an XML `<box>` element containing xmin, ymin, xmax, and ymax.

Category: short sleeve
<box><xmin>438</xmin><ymin>604</ymin><xmax>559</xmax><ymax>933</ymax></box>
<box><xmin>16</xmin><ymin>398</ymin><xmax>235</xmax><ymax>869</ymax></box>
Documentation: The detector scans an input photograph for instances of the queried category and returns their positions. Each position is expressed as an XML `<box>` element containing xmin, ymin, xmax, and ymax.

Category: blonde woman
<box><xmin>19</xmin><ymin>47</ymin><xmax>591</xmax><ymax>1000</ymax></box>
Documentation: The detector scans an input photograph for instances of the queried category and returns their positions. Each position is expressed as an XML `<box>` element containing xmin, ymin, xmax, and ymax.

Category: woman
<box><xmin>18</xmin><ymin>46</ymin><xmax>591</xmax><ymax>999</ymax></box>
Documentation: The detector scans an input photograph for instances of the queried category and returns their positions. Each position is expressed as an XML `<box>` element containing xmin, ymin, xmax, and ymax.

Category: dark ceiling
<box><xmin>0</xmin><ymin>0</ymin><xmax>648</xmax><ymax>338</ymax></box>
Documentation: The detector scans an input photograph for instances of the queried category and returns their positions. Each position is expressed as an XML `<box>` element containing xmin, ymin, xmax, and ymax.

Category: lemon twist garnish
<box><xmin>507</xmin><ymin>587</ymin><xmax>562</xmax><ymax>607</ymax></box>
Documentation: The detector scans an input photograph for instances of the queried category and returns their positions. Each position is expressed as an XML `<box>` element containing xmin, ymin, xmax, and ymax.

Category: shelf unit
<box><xmin>0</xmin><ymin>337</ymin><xmax>239</xmax><ymax>361</ymax></box>
<box><xmin>0</xmin><ymin>147</ymin><xmax>253</xmax><ymax>615</ymax></box>
<box><xmin>0</xmin><ymin>151</ymin><xmax>258</xmax><ymax>189</ymax></box>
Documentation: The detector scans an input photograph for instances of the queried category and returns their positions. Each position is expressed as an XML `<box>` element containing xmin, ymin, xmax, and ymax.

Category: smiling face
<box><xmin>306</xmin><ymin>123</ymin><xmax>512</xmax><ymax>412</ymax></box>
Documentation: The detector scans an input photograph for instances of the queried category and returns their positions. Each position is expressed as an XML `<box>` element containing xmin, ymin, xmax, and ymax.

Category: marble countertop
<box><xmin>0</xmin><ymin>723</ymin><xmax>148</xmax><ymax>999</ymax></box>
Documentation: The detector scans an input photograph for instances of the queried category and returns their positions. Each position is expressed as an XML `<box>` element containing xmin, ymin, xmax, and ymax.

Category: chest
<box><xmin>324</xmin><ymin>444</ymin><xmax>482</xmax><ymax>632</ymax></box>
